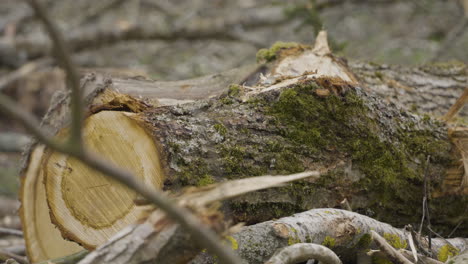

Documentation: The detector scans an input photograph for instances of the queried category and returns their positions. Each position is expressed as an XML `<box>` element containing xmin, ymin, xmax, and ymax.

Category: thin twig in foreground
<box><xmin>370</xmin><ymin>231</ymin><xmax>412</xmax><ymax>264</ymax></box>
<box><xmin>24</xmin><ymin>0</ymin><xmax>83</xmax><ymax>149</ymax></box>
<box><xmin>443</xmin><ymin>87</ymin><xmax>468</xmax><ymax>122</ymax></box>
<box><xmin>0</xmin><ymin>93</ymin><xmax>241</xmax><ymax>264</ymax></box>
<box><xmin>0</xmin><ymin>250</ymin><xmax>28</xmax><ymax>264</ymax></box>
<box><xmin>447</xmin><ymin>204</ymin><xmax>467</xmax><ymax>238</ymax></box>
<box><xmin>36</xmin><ymin>250</ymin><xmax>88</xmax><ymax>264</ymax></box>
<box><xmin>0</xmin><ymin>58</ymin><xmax>51</xmax><ymax>91</ymax></box>
<box><xmin>0</xmin><ymin>227</ymin><xmax>23</xmax><ymax>237</ymax></box>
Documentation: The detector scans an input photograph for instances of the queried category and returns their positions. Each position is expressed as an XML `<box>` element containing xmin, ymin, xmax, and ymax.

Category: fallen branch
<box><xmin>443</xmin><ymin>87</ymin><xmax>468</xmax><ymax>122</ymax></box>
<box><xmin>0</xmin><ymin>58</ymin><xmax>51</xmax><ymax>91</ymax></box>
<box><xmin>264</xmin><ymin>243</ymin><xmax>342</xmax><ymax>264</ymax></box>
<box><xmin>0</xmin><ymin>133</ymin><xmax>30</xmax><ymax>153</ymax></box>
<box><xmin>78</xmin><ymin>171</ymin><xmax>322</xmax><ymax>264</ymax></box>
<box><xmin>37</xmin><ymin>250</ymin><xmax>88</xmax><ymax>264</ymax></box>
<box><xmin>0</xmin><ymin>250</ymin><xmax>28</xmax><ymax>264</ymax></box>
<box><xmin>0</xmin><ymin>227</ymin><xmax>23</xmax><ymax>237</ymax></box>
<box><xmin>191</xmin><ymin>208</ymin><xmax>468</xmax><ymax>264</ymax></box>
<box><xmin>399</xmin><ymin>249</ymin><xmax>443</xmax><ymax>264</ymax></box>
<box><xmin>370</xmin><ymin>230</ymin><xmax>413</xmax><ymax>264</ymax></box>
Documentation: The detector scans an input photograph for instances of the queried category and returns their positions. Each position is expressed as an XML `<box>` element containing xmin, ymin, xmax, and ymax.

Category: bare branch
<box><xmin>180</xmin><ymin>170</ymin><xmax>323</xmax><ymax>207</ymax></box>
<box><xmin>0</xmin><ymin>132</ymin><xmax>30</xmax><ymax>153</ymax></box>
<box><xmin>370</xmin><ymin>231</ymin><xmax>413</xmax><ymax>264</ymax></box>
<box><xmin>0</xmin><ymin>250</ymin><xmax>28</xmax><ymax>264</ymax></box>
<box><xmin>36</xmin><ymin>250</ymin><xmax>88</xmax><ymax>264</ymax></box>
<box><xmin>264</xmin><ymin>243</ymin><xmax>342</xmax><ymax>264</ymax></box>
<box><xmin>0</xmin><ymin>94</ymin><xmax>68</xmax><ymax>153</ymax></box>
<box><xmin>0</xmin><ymin>227</ymin><xmax>23</xmax><ymax>237</ymax></box>
<box><xmin>0</xmin><ymin>58</ymin><xmax>51</xmax><ymax>91</ymax></box>
<box><xmin>443</xmin><ymin>87</ymin><xmax>468</xmax><ymax>122</ymax></box>
<box><xmin>399</xmin><ymin>249</ymin><xmax>444</xmax><ymax>264</ymax></box>
<box><xmin>24</xmin><ymin>0</ymin><xmax>83</xmax><ymax>149</ymax></box>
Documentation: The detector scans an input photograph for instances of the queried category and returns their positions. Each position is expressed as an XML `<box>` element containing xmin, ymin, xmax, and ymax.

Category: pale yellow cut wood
<box><xmin>273</xmin><ymin>31</ymin><xmax>358</xmax><ymax>84</ymax></box>
<box><xmin>44</xmin><ymin>111</ymin><xmax>164</xmax><ymax>249</ymax></box>
<box><xmin>20</xmin><ymin>145</ymin><xmax>84</xmax><ymax>263</ymax></box>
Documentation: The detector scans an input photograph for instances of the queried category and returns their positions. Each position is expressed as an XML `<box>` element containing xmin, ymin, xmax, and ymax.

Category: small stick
<box><xmin>340</xmin><ymin>198</ymin><xmax>352</xmax><ymax>211</ymax></box>
<box><xmin>443</xmin><ymin>87</ymin><xmax>468</xmax><ymax>122</ymax></box>
<box><xmin>0</xmin><ymin>227</ymin><xmax>23</xmax><ymax>237</ymax></box>
<box><xmin>0</xmin><ymin>58</ymin><xmax>51</xmax><ymax>91</ymax></box>
<box><xmin>36</xmin><ymin>250</ymin><xmax>88</xmax><ymax>264</ymax></box>
<box><xmin>370</xmin><ymin>231</ymin><xmax>413</xmax><ymax>264</ymax></box>
<box><xmin>0</xmin><ymin>250</ymin><xmax>28</xmax><ymax>264</ymax></box>
<box><xmin>399</xmin><ymin>250</ymin><xmax>444</xmax><ymax>264</ymax></box>
<box><xmin>265</xmin><ymin>243</ymin><xmax>342</xmax><ymax>264</ymax></box>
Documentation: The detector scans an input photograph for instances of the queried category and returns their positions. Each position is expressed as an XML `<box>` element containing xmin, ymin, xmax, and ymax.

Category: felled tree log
<box><xmin>19</xmin><ymin>32</ymin><xmax>468</xmax><ymax>262</ymax></box>
<box><xmin>190</xmin><ymin>209</ymin><xmax>467</xmax><ymax>264</ymax></box>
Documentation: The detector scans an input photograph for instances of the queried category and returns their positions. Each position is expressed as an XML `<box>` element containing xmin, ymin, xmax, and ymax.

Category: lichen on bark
<box><xmin>143</xmin><ymin>76</ymin><xmax>463</xmax><ymax>232</ymax></box>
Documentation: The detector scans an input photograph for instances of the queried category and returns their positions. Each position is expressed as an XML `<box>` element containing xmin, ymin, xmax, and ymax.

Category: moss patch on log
<box><xmin>151</xmin><ymin>76</ymin><xmax>455</xmax><ymax>229</ymax></box>
<box><xmin>437</xmin><ymin>244</ymin><xmax>459</xmax><ymax>262</ymax></box>
<box><xmin>256</xmin><ymin>42</ymin><xmax>309</xmax><ymax>63</ymax></box>
<box><xmin>264</xmin><ymin>82</ymin><xmax>449</xmax><ymax>205</ymax></box>
<box><xmin>322</xmin><ymin>236</ymin><xmax>336</xmax><ymax>248</ymax></box>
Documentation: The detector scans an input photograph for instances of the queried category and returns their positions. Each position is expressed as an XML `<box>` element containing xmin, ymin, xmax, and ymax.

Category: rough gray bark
<box><xmin>349</xmin><ymin>61</ymin><xmax>468</xmax><ymax>117</ymax></box>
<box><xmin>190</xmin><ymin>209</ymin><xmax>467</xmax><ymax>264</ymax></box>
<box><xmin>451</xmin><ymin>249</ymin><xmax>468</xmax><ymax>264</ymax></box>
<box><xmin>264</xmin><ymin>243</ymin><xmax>342</xmax><ymax>264</ymax></box>
<box><xmin>125</xmin><ymin>76</ymin><xmax>463</xmax><ymax>232</ymax></box>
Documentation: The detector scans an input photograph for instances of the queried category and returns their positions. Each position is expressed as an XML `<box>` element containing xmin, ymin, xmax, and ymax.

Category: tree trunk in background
<box><xmin>19</xmin><ymin>33</ymin><xmax>468</xmax><ymax>262</ymax></box>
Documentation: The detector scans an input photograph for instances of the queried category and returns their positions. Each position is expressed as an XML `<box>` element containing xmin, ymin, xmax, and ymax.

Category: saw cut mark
<box><xmin>44</xmin><ymin>110</ymin><xmax>164</xmax><ymax>248</ymax></box>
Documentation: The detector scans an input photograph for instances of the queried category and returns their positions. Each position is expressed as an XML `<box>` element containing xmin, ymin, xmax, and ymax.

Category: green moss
<box><xmin>196</xmin><ymin>174</ymin><xmax>215</xmax><ymax>186</ymax></box>
<box><xmin>256</xmin><ymin>41</ymin><xmax>300</xmax><ymax>62</ymax></box>
<box><xmin>264</xmin><ymin>141</ymin><xmax>304</xmax><ymax>174</ymax></box>
<box><xmin>224</xmin><ymin>236</ymin><xmax>239</xmax><ymax>250</ymax></box>
<box><xmin>220</xmin><ymin>97</ymin><xmax>234</xmax><ymax>105</ymax></box>
<box><xmin>421</xmin><ymin>60</ymin><xmax>467</xmax><ymax>76</ymax></box>
<box><xmin>322</xmin><ymin>236</ymin><xmax>336</xmax><ymax>248</ymax></box>
<box><xmin>167</xmin><ymin>140</ymin><xmax>180</xmax><ymax>152</ymax></box>
<box><xmin>437</xmin><ymin>244</ymin><xmax>459</xmax><ymax>262</ymax></box>
<box><xmin>265</xmin><ymin>81</ymin><xmax>448</xmax><ymax>207</ymax></box>
<box><xmin>374</xmin><ymin>71</ymin><xmax>384</xmax><ymax>80</ymax></box>
<box><xmin>228</xmin><ymin>84</ymin><xmax>241</xmax><ymax>97</ymax></box>
<box><xmin>220</xmin><ymin>145</ymin><xmax>247</xmax><ymax>176</ymax></box>
<box><xmin>288</xmin><ymin>228</ymin><xmax>301</xmax><ymax>245</ymax></box>
<box><xmin>178</xmin><ymin>158</ymin><xmax>210</xmax><ymax>185</ymax></box>
<box><xmin>214</xmin><ymin>123</ymin><xmax>228</xmax><ymax>137</ymax></box>
<box><xmin>382</xmin><ymin>233</ymin><xmax>407</xmax><ymax>249</ymax></box>
<box><xmin>355</xmin><ymin>233</ymin><xmax>372</xmax><ymax>249</ymax></box>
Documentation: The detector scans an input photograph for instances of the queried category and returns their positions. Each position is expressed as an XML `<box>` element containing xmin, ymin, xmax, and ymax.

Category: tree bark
<box><xmin>19</xmin><ymin>33</ymin><xmax>468</xmax><ymax>262</ymax></box>
<box><xmin>189</xmin><ymin>209</ymin><xmax>467</xmax><ymax>264</ymax></box>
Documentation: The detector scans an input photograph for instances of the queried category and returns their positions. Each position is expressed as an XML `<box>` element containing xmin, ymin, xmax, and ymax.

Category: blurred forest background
<box><xmin>0</xmin><ymin>0</ymin><xmax>467</xmax><ymax>200</ymax></box>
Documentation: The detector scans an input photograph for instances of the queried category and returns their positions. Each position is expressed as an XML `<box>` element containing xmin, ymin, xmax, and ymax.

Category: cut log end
<box><xmin>20</xmin><ymin>146</ymin><xmax>84</xmax><ymax>263</ymax></box>
<box><xmin>21</xmin><ymin>110</ymin><xmax>165</xmax><ymax>260</ymax></box>
<box><xmin>45</xmin><ymin>111</ymin><xmax>165</xmax><ymax>248</ymax></box>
